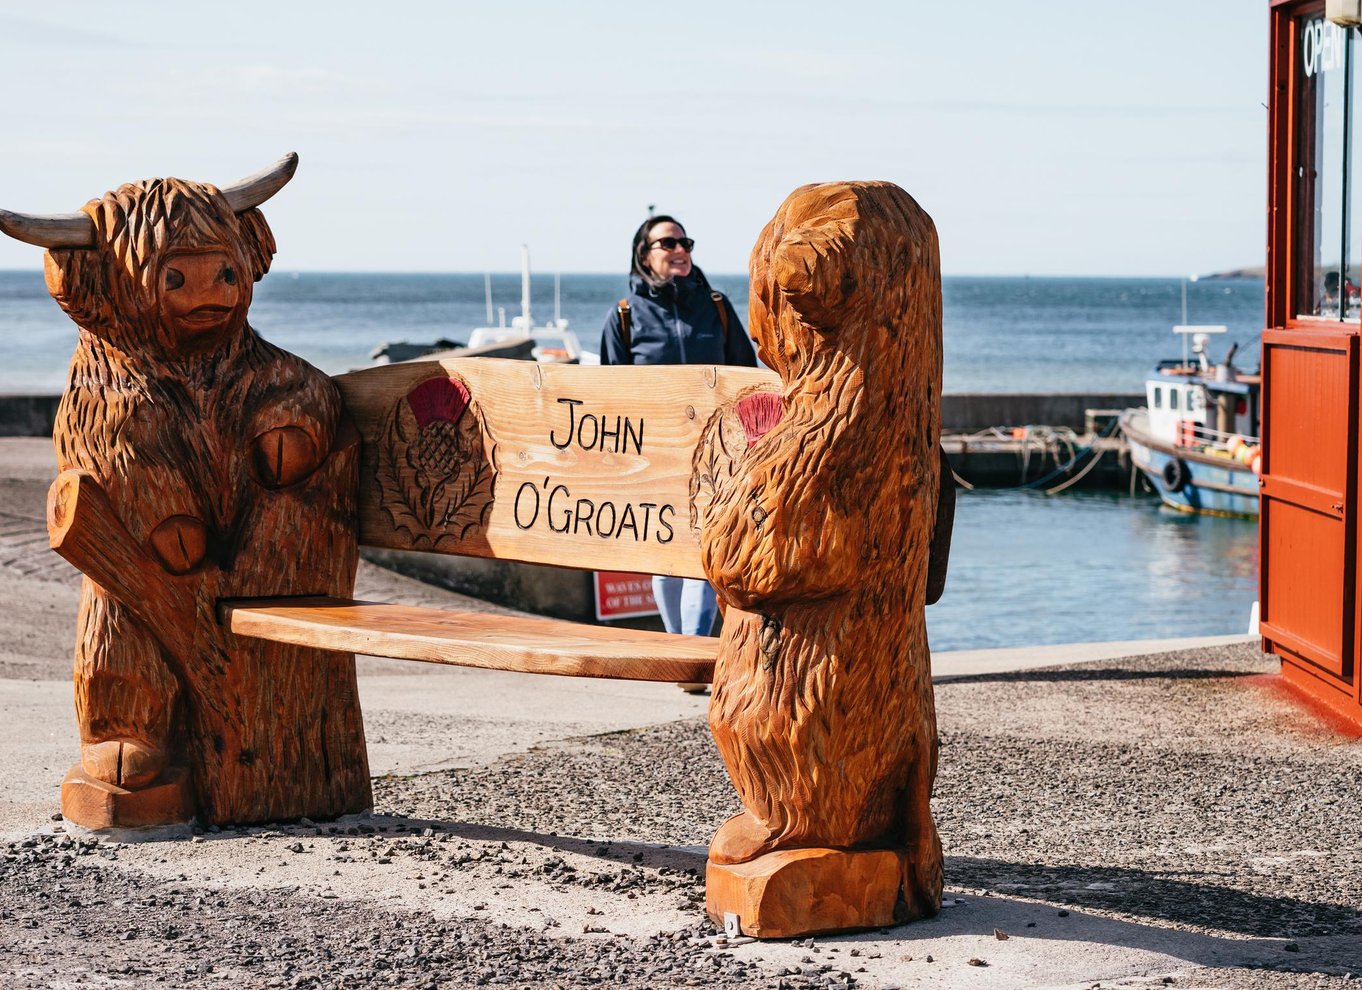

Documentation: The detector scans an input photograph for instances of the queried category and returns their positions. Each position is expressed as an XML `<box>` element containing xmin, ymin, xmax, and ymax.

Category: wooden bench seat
<box><xmin>221</xmin><ymin>595</ymin><xmax>717</xmax><ymax>682</ymax></box>
<box><xmin>214</xmin><ymin>356</ymin><xmax>777</xmax><ymax>681</ymax></box>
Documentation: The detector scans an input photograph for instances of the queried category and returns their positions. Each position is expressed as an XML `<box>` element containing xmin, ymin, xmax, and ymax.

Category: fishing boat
<box><xmin>1118</xmin><ymin>325</ymin><xmax>1261</xmax><ymax>518</ymax></box>
<box><xmin>372</xmin><ymin>247</ymin><xmax>598</xmax><ymax>366</ymax></box>
<box><xmin>466</xmin><ymin>246</ymin><xmax>598</xmax><ymax>364</ymax></box>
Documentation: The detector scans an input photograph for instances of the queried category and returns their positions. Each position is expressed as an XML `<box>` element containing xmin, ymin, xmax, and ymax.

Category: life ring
<box><xmin>1161</xmin><ymin>457</ymin><xmax>1187</xmax><ymax>493</ymax></box>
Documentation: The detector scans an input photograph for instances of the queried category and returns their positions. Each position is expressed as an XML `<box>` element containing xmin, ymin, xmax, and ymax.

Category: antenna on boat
<box><xmin>1179</xmin><ymin>275</ymin><xmax>1199</xmax><ymax>366</ymax></box>
<box><xmin>484</xmin><ymin>272</ymin><xmax>493</xmax><ymax>326</ymax></box>
<box><xmin>554</xmin><ymin>272</ymin><xmax>562</xmax><ymax>325</ymax></box>
<box><xmin>520</xmin><ymin>244</ymin><xmax>532</xmax><ymax>330</ymax></box>
<box><xmin>1181</xmin><ymin>281</ymin><xmax>1188</xmax><ymax>366</ymax></box>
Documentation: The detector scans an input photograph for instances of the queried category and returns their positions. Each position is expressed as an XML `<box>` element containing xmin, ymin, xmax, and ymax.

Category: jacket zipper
<box><xmin>673</xmin><ymin>300</ymin><xmax>688</xmax><ymax>363</ymax></box>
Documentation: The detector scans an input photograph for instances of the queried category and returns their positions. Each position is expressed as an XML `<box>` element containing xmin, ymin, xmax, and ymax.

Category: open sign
<box><xmin>1303</xmin><ymin>17</ymin><xmax>1347</xmax><ymax>77</ymax></box>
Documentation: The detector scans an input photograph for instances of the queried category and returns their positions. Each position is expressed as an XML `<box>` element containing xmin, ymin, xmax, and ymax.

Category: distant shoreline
<box><xmin>1199</xmin><ymin>266</ymin><xmax>1266</xmax><ymax>280</ymax></box>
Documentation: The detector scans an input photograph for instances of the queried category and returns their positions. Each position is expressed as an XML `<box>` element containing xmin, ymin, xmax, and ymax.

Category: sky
<box><xmin>0</xmin><ymin>1</ymin><xmax>1268</xmax><ymax>277</ymax></box>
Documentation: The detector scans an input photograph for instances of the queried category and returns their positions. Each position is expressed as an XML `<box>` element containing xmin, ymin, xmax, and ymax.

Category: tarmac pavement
<box><xmin>1</xmin><ymin>436</ymin><xmax>1357</xmax><ymax>990</ymax></box>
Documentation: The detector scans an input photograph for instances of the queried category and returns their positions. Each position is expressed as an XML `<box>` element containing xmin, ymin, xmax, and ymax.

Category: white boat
<box><xmin>1118</xmin><ymin>325</ymin><xmax>1261</xmax><ymax>518</ymax></box>
<box><xmin>466</xmin><ymin>246</ymin><xmax>599</xmax><ymax>365</ymax></box>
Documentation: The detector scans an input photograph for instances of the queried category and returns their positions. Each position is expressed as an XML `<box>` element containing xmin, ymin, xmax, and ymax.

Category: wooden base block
<box><xmin>60</xmin><ymin>765</ymin><xmax>192</xmax><ymax>831</ymax></box>
<box><xmin>706</xmin><ymin>847</ymin><xmax>914</xmax><ymax>939</ymax></box>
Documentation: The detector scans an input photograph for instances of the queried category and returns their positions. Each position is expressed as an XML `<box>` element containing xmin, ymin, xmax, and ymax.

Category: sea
<box><xmin>0</xmin><ymin>270</ymin><xmax>1265</xmax><ymax>651</ymax></box>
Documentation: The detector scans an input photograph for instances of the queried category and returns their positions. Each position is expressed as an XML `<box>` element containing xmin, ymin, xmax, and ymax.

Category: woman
<box><xmin>600</xmin><ymin>216</ymin><xmax>758</xmax><ymax>672</ymax></box>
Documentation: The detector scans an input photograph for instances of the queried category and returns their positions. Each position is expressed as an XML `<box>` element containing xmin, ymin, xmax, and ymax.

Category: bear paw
<box><xmin>709</xmin><ymin>811</ymin><xmax>779</xmax><ymax>865</ymax></box>
<box><xmin>252</xmin><ymin>425</ymin><xmax>321</xmax><ymax>489</ymax></box>
<box><xmin>148</xmin><ymin>515</ymin><xmax>208</xmax><ymax>574</ymax></box>
<box><xmin>80</xmin><ymin>739</ymin><xmax>168</xmax><ymax>790</ymax></box>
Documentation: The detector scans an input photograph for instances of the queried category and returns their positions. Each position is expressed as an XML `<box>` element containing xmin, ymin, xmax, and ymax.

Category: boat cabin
<box><xmin>1147</xmin><ymin>369</ymin><xmax>1258</xmax><ymax>443</ymax></box>
<box><xmin>1143</xmin><ymin>324</ymin><xmax>1261</xmax><ymax>454</ymax></box>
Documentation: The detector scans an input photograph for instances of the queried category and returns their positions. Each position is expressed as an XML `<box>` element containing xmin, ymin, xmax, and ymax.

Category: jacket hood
<box><xmin>630</xmin><ymin>267</ymin><xmax>711</xmax><ymax>303</ymax></box>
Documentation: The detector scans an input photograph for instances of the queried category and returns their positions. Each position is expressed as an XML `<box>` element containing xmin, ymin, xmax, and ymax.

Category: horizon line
<box><xmin>0</xmin><ymin>267</ymin><xmax>1267</xmax><ymax>281</ymax></box>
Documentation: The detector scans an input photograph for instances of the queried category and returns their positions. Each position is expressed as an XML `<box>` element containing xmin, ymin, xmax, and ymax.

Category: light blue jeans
<box><xmin>651</xmin><ymin>576</ymin><xmax>718</xmax><ymax>636</ymax></box>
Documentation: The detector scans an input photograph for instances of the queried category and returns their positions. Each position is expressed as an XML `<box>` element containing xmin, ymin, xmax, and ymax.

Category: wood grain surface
<box><xmin>336</xmin><ymin>358</ymin><xmax>779</xmax><ymax>577</ymax></box>
<box><xmin>706</xmin><ymin>848</ymin><xmax>909</xmax><ymax>938</ymax></box>
<box><xmin>21</xmin><ymin>163</ymin><xmax>372</xmax><ymax>828</ymax></box>
<box><xmin>222</xmin><ymin>596</ymin><xmax>719</xmax><ymax>682</ymax></box>
<box><xmin>701</xmin><ymin>181</ymin><xmax>949</xmax><ymax>932</ymax></box>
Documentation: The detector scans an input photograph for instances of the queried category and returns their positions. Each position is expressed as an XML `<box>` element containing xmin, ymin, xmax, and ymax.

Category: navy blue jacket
<box><xmin>599</xmin><ymin>271</ymin><xmax>758</xmax><ymax>367</ymax></box>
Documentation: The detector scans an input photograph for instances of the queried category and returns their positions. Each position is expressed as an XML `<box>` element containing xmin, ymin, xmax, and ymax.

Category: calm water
<box><xmin>0</xmin><ymin>270</ymin><xmax>1265</xmax><ymax>394</ymax></box>
<box><xmin>928</xmin><ymin>488</ymin><xmax>1257</xmax><ymax>651</ymax></box>
<box><xmin>0</xmin><ymin>270</ymin><xmax>1262</xmax><ymax>651</ymax></box>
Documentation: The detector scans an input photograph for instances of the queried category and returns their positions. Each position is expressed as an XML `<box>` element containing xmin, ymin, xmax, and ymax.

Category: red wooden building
<box><xmin>1261</xmin><ymin>0</ymin><xmax>1362</xmax><ymax>726</ymax></box>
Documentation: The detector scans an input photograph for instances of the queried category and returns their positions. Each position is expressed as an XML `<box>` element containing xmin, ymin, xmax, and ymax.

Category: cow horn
<box><xmin>0</xmin><ymin>151</ymin><xmax>299</xmax><ymax>249</ymax></box>
<box><xmin>0</xmin><ymin>208</ymin><xmax>96</xmax><ymax>250</ymax></box>
<box><xmin>220</xmin><ymin>152</ymin><xmax>299</xmax><ymax>213</ymax></box>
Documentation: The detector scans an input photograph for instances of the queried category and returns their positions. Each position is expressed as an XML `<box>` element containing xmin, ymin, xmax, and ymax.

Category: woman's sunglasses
<box><xmin>649</xmin><ymin>236</ymin><xmax>695</xmax><ymax>253</ymax></box>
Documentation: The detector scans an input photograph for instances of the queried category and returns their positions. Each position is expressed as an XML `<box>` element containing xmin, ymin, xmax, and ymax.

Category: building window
<box><xmin>1296</xmin><ymin>14</ymin><xmax>1358</xmax><ymax>319</ymax></box>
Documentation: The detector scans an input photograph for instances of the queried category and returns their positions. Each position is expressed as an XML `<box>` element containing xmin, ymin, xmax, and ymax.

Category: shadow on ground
<box><xmin>229</xmin><ymin>811</ymin><xmax>1360</xmax><ymax>979</ymax></box>
<box><xmin>936</xmin><ymin>666</ymin><xmax>1257</xmax><ymax>685</ymax></box>
<box><xmin>948</xmin><ymin>855</ymin><xmax>1362</xmax><ymax>939</ymax></box>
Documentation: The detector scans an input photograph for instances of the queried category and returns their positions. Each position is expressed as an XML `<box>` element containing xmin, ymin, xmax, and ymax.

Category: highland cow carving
<box><xmin>0</xmin><ymin>154</ymin><xmax>371</xmax><ymax>828</ymax></box>
<box><xmin>701</xmin><ymin>181</ymin><xmax>950</xmax><ymax>936</ymax></box>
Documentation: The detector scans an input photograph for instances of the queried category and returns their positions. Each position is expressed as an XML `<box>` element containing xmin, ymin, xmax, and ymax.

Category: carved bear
<box><xmin>702</xmin><ymin>181</ymin><xmax>948</xmax><ymax>920</ymax></box>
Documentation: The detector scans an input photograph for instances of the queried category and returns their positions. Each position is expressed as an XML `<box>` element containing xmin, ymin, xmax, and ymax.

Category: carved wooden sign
<box><xmin>336</xmin><ymin>358</ymin><xmax>781</xmax><ymax>578</ymax></box>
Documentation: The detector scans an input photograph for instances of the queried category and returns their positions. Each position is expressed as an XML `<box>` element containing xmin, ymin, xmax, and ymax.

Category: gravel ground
<box><xmin>1</xmin><ymin>830</ymin><xmax>770</xmax><ymax>989</ymax></box>
<box><xmin>4</xmin><ymin>641</ymin><xmax>1361</xmax><ymax>988</ymax></box>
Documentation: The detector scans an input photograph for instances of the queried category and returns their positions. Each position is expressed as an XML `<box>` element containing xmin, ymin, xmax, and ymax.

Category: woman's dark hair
<box><xmin>631</xmin><ymin>214</ymin><xmax>704</xmax><ymax>290</ymax></box>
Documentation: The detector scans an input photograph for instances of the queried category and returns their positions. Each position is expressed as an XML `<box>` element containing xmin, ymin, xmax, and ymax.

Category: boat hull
<box><xmin>1120</xmin><ymin>411</ymin><xmax>1259</xmax><ymax>518</ymax></box>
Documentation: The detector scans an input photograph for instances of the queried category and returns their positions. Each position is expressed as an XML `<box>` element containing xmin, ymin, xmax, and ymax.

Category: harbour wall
<box><xmin>942</xmin><ymin>393</ymin><xmax>1142</xmax><ymax>433</ymax></box>
<box><xmin>0</xmin><ymin>395</ymin><xmax>59</xmax><ymax>438</ymax></box>
<box><xmin>0</xmin><ymin>389</ymin><xmax>1142</xmax><ymax>493</ymax></box>
<box><xmin>1</xmin><ymin>391</ymin><xmax>1144</xmax><ymax>439</ymax></box>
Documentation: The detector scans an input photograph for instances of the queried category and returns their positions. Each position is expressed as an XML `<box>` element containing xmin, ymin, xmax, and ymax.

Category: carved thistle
<box><xmin>689</xmin><ymin>386</ymin><xmax>783</xmax><ymax>534</ymax></box>
<box><xmin>701</xmin><ymin>181</ymin><xmax>948</xmax><ymax>933</ymax></box>
<box><xmin>0</xmin><ymin>154</ymin><xmax>372</xmax><ymax>829</ymax></box>
<box><xmin>376</xmin><ymin>374</ymin><xmax>497</xmax><ymax>545</ymax></box>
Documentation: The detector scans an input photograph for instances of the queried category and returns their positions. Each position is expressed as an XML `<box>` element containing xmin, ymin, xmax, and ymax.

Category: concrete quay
<box><xmin>0</xmin><ymin>391</ymin><xmax>1146</xmax><ymax>440</ymax></box>
<box><xmin>942</xmin><ymin>432</ymin><xmax>1132</xmax><ymax>490</ymax></box>
<box><xmin>1</xmin><ymin>437</ymin><xmax>1357</xmax><ymax>990</ymax></box>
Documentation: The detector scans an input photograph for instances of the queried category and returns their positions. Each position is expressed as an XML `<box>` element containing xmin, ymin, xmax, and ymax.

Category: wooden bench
<box><xmin>41</xmin><ymin>353</ymin><xmax>785</xmax><ymax>828</ymax></box>
<box><xmin>10</xmin><ymin>160</ymin><xmax>950</xmax><ymax>939</ymax></box>
<box><xmin>220</xmin><ymin>357</ymin><xmax>779</xmax><ymax>682</ymax></box>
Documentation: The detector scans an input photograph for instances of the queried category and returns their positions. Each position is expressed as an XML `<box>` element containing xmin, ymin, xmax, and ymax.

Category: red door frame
<box><xmin>1264</xmin><ymin>0</ymin><xmax>1362</xmax><ymax>722</ymax></box>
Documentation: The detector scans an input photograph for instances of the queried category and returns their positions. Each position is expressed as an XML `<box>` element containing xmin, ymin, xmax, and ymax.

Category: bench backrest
<box><xmin>334</xmin><ymin>357</ymin><xmax>781</xmax><ymax>579</ymax></box>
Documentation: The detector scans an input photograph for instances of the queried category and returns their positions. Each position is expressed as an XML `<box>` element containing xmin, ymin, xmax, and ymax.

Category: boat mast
<box><xmin>484</xmin><ymin>272</ymin><xmax>493</xmax><ymax>326</ymax></box>
<box><xmin>554</xmin><ymin>272</ymin><xmax>562</xmax><ymax>325</ymax></box>
<box><xmin>520</xmin><ymin>244</ymin><xmax>533</xmax><ymax>330</ymax></box>
<box><xmin>1181</xmin><ymin>281</ymin><xmax>1188</xmax><ymax>367</ymax></box>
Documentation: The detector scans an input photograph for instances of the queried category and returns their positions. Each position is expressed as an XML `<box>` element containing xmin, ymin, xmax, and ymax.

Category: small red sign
<box><xmin>594</xmin><ymin>571</ymin><xmax>659</xmax><ymax>621</ymax></box>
